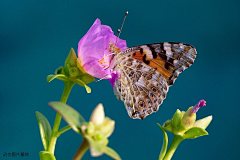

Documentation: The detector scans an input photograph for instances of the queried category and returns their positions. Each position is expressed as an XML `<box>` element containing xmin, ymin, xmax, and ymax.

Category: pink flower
<box><xmin>190</xmin><ymin>99</ymin><xmax>206</xmax><ymax>114</ymax></box>
<box><xmin>78</xmin><ymin>19</ymin><xmax>127</xmax><ymax>87</ymax></box>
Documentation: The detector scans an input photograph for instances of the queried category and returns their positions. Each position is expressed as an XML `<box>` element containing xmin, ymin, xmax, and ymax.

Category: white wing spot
<box><xmin>141</xmin><ymin>45</ymin><xmax>153</xmax><ymax>60</ymax></box>
<box><xmin>164</xmin><ymin>42</ymin><xmax>173</xmax><ymax>60</ymax></box>
<box><xmin>173</xmin><ymin>60</ymin><xmax>179</xmax><ymax>66</ymax></box>
<box><xmin>180</xmin><ymin>43</ymin><xmax>185</xmax><ymax>49</ymax></box>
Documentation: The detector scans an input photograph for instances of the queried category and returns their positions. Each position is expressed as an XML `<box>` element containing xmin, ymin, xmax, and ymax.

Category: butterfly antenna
<box><xmin>116</xmin><ymin>29</ymin><xmax>120</xmax><ymax>38</ymax></box>
<box><xmin>116</xmin><ymin>11</ymin><xmax>128</xmax><ymax>44</ymax></box>
<box><xmin>95</xmin><ymin>74</ymin><xmax>110</xmax><ymax>82</ymax></box>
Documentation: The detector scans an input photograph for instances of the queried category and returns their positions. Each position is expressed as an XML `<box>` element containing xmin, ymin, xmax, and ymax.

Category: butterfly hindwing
<box><xmin>113</xmin><ymin>56</ymin><xmax>169</xmax><ymax>119</ymax></box>
<box><xmin>112</xmin><ymin>42</ymin><xmax>197</xmax><ymax>119</ymax></box>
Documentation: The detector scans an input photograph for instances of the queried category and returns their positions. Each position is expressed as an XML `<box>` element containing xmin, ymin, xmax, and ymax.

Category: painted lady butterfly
<box><xmin>109</xmin><ymin>42</ymin><xmax>197</xmax><ymax>119</ymax></box>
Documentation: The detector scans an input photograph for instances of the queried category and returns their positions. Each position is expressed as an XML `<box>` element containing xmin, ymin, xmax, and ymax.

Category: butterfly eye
<box><xmin>151</xmin><ymin>86</ymin><xmax>158</xmax><ymax>92</ymax></box>
<box><xmin>138</xmin><ymin>100</ymin><xmax>146</xmax><ymax>108</ymax></box>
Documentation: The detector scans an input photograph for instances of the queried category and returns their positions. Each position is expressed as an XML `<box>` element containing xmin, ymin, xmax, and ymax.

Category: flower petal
<box><xmin>90</xmin><ymin>103</ymin><xmax>105</xmax><ymax>126</ymax></box>
<box><xmin>78</xmin><ymin>19</ymin><xmax>113</xmax><ymax>66</ymax></box>
<box><xmin>77</xmin><ymin>18</ymin><xmax>127</xmax><ymax>83</ymax></box>
<box><xmin>83</xmin><ymin>60</ymin><xmax>112</xmax><ymax>79</ymax></box>
<box><xmin>101</xmin><ymin>119</ymin><xmax>115</xmax><ymax>138</ymax></box>
<box><xmin>85</xmin><ymin>135</ymin><xmax>104</xmax><ymax>157</ymax></box>
<box><xmin>194</xmin><ymin>115</ymin><xmax>213</xmax><ymax>129</ymax></box>
<box><xmin>108</xmin><ymin>71</ymin><xmax>120</xmax><ymax>88</ymax></box>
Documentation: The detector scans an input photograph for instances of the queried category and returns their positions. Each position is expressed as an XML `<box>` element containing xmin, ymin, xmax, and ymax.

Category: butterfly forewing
<box><xmin>112</xmin><ymin>42</ymin><xmax>197</xmax><ymax>119</ymax></box>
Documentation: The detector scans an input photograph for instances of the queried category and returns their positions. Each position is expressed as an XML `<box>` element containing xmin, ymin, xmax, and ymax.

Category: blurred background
<box><xmin>1</xmin><ymin>0</ymin><xmax>239</xmax><ymax>159</ymax></box>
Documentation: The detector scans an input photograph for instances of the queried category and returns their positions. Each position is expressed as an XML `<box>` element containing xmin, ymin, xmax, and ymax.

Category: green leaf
<box><xmin>85</xmin><ymin>135</ymin><xmax>104</xmax><ymax>157</ymax></box>
<box><xmin>46</xmin><ymin>74</ymin><xmax>68</xmax><ymax>82</ymax></box>
<box><xmin>57</xmin><ymin>125</ymin><xmax>72</xmax><ymax>137</ymax></box>
<box><xmin>79</xmin><ymin>74</ymin><xmax>95</xmax><ymax>84</ymax></box>
<box><xmin>39</xmin><ymin>151</ymin><xmax>56</xmax><ymax>160</ymax></box>
<box><xmin>162</xmin><ymin>120</ymin><xmax>173</xmax><ymax>133</ymax></box>
<box><xmin>75</xmin><ymin>79</ymin><xmax>91</xmax><ymax>93</ymax></box>
<box><xmin>48</xmin><ymin>102</ymin><xmax>86</xmax><ymax>134</ymax></box>
<box><xmin>157</xmin><ymin>123</ymin><xmax>168</xmax><ymax>160</ymax></box>
<box><xmin>183</xmin><ymin>127</ymin><xmax>208</xmax><ymax>139</ymax></box>
<box><xmin>36</xmin><ymin>111</ymin><xmax>52</xmax><ymax>151</ymax></box>
<box><xmin>55</xmin><ymin>66</ymin><xmax>63</xmax><ymax>74</ymax></box>
<box><xmin>104</xmin><ymin>146</ymin><xmax>121</xmax><ymax>160</ymax></box>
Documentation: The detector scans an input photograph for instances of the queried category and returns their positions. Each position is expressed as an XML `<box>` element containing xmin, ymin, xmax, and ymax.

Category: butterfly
<box><xmin>109</xmin><ymin>42</ymin><xmax>197</xmax><ymax>119</ymax></box>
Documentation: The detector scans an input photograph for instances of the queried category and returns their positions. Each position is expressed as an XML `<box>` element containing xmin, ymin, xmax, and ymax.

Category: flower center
<box><xmin>109</xmin><ymin>43</ymin><xmax>121</xmax><ymax>54</ymax></box>
<box><xmin>98</xmin><ymin>42</ymin><xmax>122</xmax><ymax>69</ymax></box>
<box><xmin>98</xmin><ymin>54</ymin><xmax>110</xmax><ymax>68</ymax></box>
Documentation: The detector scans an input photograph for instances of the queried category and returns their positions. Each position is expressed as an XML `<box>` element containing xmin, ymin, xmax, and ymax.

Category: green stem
<box><xmin>72</xmin><ymin>138</ymin><xmax>89</xmax><ymax>160</ymax></box>
<box><xmin>163</xmin><ymin>135</ymin><xmax>184</xmax><ymax>160</ymax></box>
<box><xmin>48</xmin><ymin>81</ymin><xmax>74</xmax><ymax>155</ymax></box>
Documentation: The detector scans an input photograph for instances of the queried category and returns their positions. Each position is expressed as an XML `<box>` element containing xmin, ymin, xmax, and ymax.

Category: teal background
<box><xmin>1</xmin><ymin>0</ymin><xmax>239</xmax><ymax>160</ymax></box>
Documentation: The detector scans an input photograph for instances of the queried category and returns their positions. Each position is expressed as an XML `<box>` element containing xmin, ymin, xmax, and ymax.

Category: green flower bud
<box><xmin>69</xmin><ymin>66</ymin><xmax>80</xmax><ymax>77</ymax></box>
<box><xmin>179</xmin><ymin>107</ymin><xmax>196</xmax><ymax>132</ymax></box>
<box><xmin>65</xmin><ymin>48</ymin><xmax>77</xmax><ymax>67</ymax></box>
<box><xmin>172</xmin><ymin>109</ymin><xmax>182</xmax><ymax>131</ymax></box>
<box><xmin>180</xmin><ymin>100</ymin><xmax>206</xmax><ymax>132</ymax></box>
<box><xmin>180</xmin><ymin>111</ymin><xmax>185</xmax><ymax>118</ymax></box>
<box><xmin>64</xmin><ymin>48</ymin><xmax>77</xmax><ymax>76</ymax></box>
